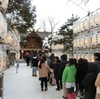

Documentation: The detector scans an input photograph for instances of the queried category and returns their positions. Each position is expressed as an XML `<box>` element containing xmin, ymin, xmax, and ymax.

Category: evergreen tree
<box><xmin>7</xmin><ymin>0</ymin><xmax>36</xmax><ymax>34</ymax></box>
<box><xmin>53</xmin><ymin>14</ymin><xmax>79</xmax><ymax>54</ymax></box>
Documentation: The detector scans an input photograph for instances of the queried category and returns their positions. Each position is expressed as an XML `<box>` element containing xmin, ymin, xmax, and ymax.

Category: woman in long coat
<box><xmin>81</xmin><ymin>62</ymin><xmax>96</xmax><ymax>99</ymax></box>
<box><xmin>53</xmin><ymin>56</ymin><xmax>61</xmax><ymax>90</ymax></box>
<box><xmin>95</xmin><ymin>73</ymin><xmax>100</xmax><ymax>99</ymax></box>
<box><xmin>38</xmin><ymin>59</ymin><xmax>50</xmax><ymax>91</ymax></box>
<box><xmin>76</xmin><ymin>58</ymin><xmax>87</xmax><ymax>95</ymax></box>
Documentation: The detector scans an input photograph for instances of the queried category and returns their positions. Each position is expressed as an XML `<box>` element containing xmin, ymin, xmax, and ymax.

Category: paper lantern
<box><xmin>73</xmin><ymin>22</ymin><xmax>79</xmax><ymax>34</ymax></box>
<box><xmin>83</xmin><ymin>19</ymin><xmax>89</xmax><ymax>30</ymax></box>
<box><xmin>1</xmin><ymin>0</ymin><xmax>9</xmax><ymax>10</ymax></box>
<box><xmin>76</xmin><ymin>22</ymin><xmax>80</xmax><ymax>33</ymax></box>
<box><xmin>80</xmin><ymin>38</ymin><xmax>84</xmax><ymax>47</ymax></box>
<box><xmin>77</xmin><ymin>39</ymin><xmax>80</xmax><ymax>48</ymax></box>
<box><xmin>0</xmin><ymin>11</ymin><xmax>7</xmax><ymax>38</ymax></box>
<box><xmin>4</xmin><ymin>31</ymin><xmax>14</xmax><ymax>44</ymax></box>
<box><xmin>97</xmin><ymin>33</ymin><xmax>100</xmax><ymax>44</ymax></box>
<box><xmin>85</xmin><ymin>37</ymin><xmax>89</xmax><ymax>47</ymax></box>
<box><xmin>90</xmin><ymin>15</ymin><xmax>95</xmax><ymax>28</ymax></box>
<box><xmin>91</xmin><ymin>34</ymin><xmax>97</xmax><ymax>46</ymax></box>
<box><xmin>94</xmin><ymin>12</ymin><xmax>100</xmax><ymax>25</ymax></box>
<box><xmin>79</xmin><ymin>21</ymin><xmax>84</xmax><ymax>32</ymax></box>
<box><xmin>73</xmin><ymin>40</ymin><xmax>77</xmax><ymax>48</ymax></box>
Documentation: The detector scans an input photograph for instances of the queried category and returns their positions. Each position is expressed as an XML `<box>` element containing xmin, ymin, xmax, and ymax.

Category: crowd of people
<box><xmin>24</xmin><ymin>50</ymin><xmax>100</xmax><ymax>99</ymax></box>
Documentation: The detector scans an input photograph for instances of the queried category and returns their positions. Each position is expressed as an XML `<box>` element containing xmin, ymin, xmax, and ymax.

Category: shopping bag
<box><xmin>97</xmin><ymin>86</ymin><xmax>100</xmax><ymax>94</ymax></box>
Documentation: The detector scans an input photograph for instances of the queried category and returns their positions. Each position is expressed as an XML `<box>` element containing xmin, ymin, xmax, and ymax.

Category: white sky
<box><xmin>32</xmin><ymin>0</ymin><xmax>100</xmax><ymax>32</ymax></box>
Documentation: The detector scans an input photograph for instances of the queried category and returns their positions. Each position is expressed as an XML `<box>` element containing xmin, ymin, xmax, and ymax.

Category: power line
<box><xmin>69</xmin><ymin>0</ymin><xmax>89</xmax><ymax>13</ymax></box>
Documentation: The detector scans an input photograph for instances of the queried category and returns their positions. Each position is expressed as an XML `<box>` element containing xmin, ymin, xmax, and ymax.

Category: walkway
<box><xmin>3</xmin><ymin>62</ymin><xmax>79</xmax><ymax>99</ymax></box>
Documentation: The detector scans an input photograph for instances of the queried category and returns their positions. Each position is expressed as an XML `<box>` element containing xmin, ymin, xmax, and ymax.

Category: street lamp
<box><xmin>3</xmin><ymin>31</ymin><xmax>14</xmax><ymax>45</ymax></box>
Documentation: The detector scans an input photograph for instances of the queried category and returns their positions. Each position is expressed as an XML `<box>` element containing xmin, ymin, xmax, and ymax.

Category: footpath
<box><xmin>3</xmin><ymin>63</ymin><xmax>65</xmax><ymax>99</ymax></box>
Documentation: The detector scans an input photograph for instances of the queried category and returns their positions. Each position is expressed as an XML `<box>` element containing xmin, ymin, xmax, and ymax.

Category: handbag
<box><xmin>97</xmin><ymin>86</ymin><xmax>100</xmax><ymax>94</ymax></box>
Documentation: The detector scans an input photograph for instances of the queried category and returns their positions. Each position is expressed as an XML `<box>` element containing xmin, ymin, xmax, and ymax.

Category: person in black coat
<box><xmin>81</xmin><ymin>62</ymin><xmax>96</xmax><ymax>99</ymax></box>
<box><xmin>93</xmin><ymin>52</ymin><xmax>100</xmax><ymax>76</ymax></box>
<box><xmin>76</xmin><ymin>58</ymin><xmax>88</xmax><ymax>98</ymax></box>
<box><xmin>59</xmin><ymin>54</ymin><xmax>68</xmax><ymax>98</ymax></box>
<box><xmin>25</xmin><ymin>55</ymin><xmax>30</xmax><ymax>66</ymax></box>
<box><xmin>53</xmin><ymin>56</ymin><xmax>61</xmax><ymax>90</ymax></box>
<box><xmin>31</xmin><ymin>54</ymin><xmax>38</xmax><ymax>76</ymax></box>
<box><xmin>49</xmin><ymin>54</ymin><xmax>55</xmax><ymax>85</ymax></box>
<box><xmin>59</xmin><ymin>54</ymin><xmax>68</xmax><ymax>80</ymax></box>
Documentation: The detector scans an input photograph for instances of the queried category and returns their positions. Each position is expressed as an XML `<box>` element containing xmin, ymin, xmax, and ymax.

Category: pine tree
<box><xmin>7</xmin><ymin>0</ymin><xmax>36</xmax><ymax>34</ymax></box>
<box><xmin>53</xmin><ymin>14</ymin><xmax>79</xmax><ymax>54</ymax></box>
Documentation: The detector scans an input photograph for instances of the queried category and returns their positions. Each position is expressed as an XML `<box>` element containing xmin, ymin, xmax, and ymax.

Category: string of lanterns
<box><xmin>73</xmin><ymin>9</ymin><xmax>100</xmax><ymax>62</ymax></box>
<box><xmin>0</xmin><ymin>0</ymin><xmax>20</xmax><ymax>71</ymax></box>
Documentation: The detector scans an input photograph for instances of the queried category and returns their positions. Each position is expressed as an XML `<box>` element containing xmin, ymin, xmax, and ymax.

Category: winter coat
<box><xmin>53</xmin><ymin>60</ymin><xmax>61</xmax><ymax>79</ymax></box>
<box><xmin>59</xmin><ymin>54</ymin><xmax>68</xmax><ymax>80</ymax></box>
<box><xmin>76</xmin><ymin>61</ymin><xmax>87</xmax><ymax>83</ymax></box>
<box><xmin>93</xmin><ymin>59</ymin><xmax>100</xmax><ymax>76</ymax></box>
<box><xmin>49</xmin><ymin>59</ymin><xmax>54</xmax><ymax>69</ymax></box>
<box><xmin>31</xmin><ymin>56</ymin><xmax>38</xmax><ymax>67</ymax></box>
<box><xmin>38</xmin><ymin>63</ymin><xmax>50</xmax><ymax>78</ymax></box>
<box><xmin>95</xmin><ymin>73</ymin><xmax>100</xmax><ymax>99</ymax></box>
<box><xmin>26</xmin><ymin>56</ymin><xmax>30</xmax><ymax>63</ymax></box>
<box><xmin>81</xmin><ymin>62</ymin><xmax>96</xmax><ymax>99</ymax></box>
<box><xmin>62</xmin><ymin>65</ymin><xmax>77</xmax><ymax>83</ymax></box>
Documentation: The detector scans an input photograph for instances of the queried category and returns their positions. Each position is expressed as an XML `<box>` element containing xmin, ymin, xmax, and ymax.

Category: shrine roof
<box><xmin>25</xmin><ymin>31</ymin><xmax>51</xmax><ymax>40</ymax></box>
<box><xmin>37</xmin><ymin>31</ymin><xmax>51</xmax><ymax>39</ymax></box>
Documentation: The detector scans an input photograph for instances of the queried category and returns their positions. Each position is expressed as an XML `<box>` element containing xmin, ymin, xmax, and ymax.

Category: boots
<box><xmin>41</xmin><ymin>88</ymin><xmax>43</xmax><ymax>91</ymax></box>
<box><xmin>34</xmin><ymin>74</ymin><xmax>37</xmax><ymax>77</ymax></box>
<box><xmin>32</xmin><ymin>74</ymin><xmax>35</xmax><ymax>76</ymax></box>
<box><xmin>45</xmin><ymin>87</ymin><xmax>48</xmax><ymax>91</ymax></box>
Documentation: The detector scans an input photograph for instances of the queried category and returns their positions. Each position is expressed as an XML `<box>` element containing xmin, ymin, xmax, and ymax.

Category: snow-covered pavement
<box><xmin>3</xmin><ymin>63</ymin><xmax>79</xmax><ymax>99</ymax></box>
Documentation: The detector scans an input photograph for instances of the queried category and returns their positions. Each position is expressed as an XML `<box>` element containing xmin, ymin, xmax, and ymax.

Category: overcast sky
<box><xmin>32</xmin><ymin>0</ymin><xmax>100</xmax><ymax>32</ymax></box>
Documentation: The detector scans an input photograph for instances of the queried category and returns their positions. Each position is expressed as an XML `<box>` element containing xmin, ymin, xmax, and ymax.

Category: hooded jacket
<box><xmin>62</xmin><ymin>64</ymin><xmax>77</xmax><ymax>83</ymax></box>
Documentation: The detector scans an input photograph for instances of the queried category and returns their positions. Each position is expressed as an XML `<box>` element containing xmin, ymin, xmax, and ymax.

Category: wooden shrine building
<box><xmin>20</xmin><ymin>31</ymin><xmax>50</xmax><ymax>59</ymax></box>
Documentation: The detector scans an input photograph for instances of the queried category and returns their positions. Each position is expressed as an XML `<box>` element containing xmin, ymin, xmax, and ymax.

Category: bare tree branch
<box><xmin>40</xmin><ymin>18</ymin><xmax>47</xmax><ymax>32</ymax></box>
<box><xmin>48</xmin><ymin>16</ymin><xmax>59</xmax><ymax>33</ymax></box>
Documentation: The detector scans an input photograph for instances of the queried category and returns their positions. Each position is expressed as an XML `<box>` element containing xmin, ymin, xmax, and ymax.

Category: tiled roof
<box><xmin>36</xmin><ymin>31</ymin><xmax>51</xmax><ymax>39</ymax></box>
<box><xmin>25</xmin><ymin>31</ymin><xmax>51</xmax><ymax>40</ymax></box>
